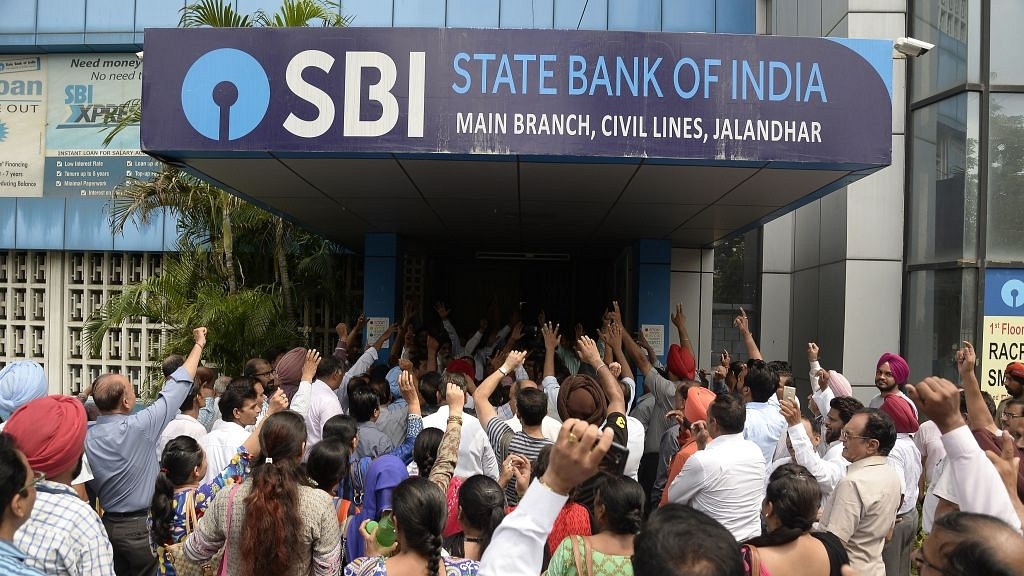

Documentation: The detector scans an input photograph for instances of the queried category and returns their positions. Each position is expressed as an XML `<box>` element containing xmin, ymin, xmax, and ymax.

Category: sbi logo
<box><xmin>1002</xmin><ymin>279</ymin><xmax>1024</xmax><ymax>309</ymax></box>
<box><xmin>181</xmin><ymin>48</ymin><xmax>425</xmax><ymax>142</ymax></box>
<box><xmin>182</xmin><ymin>49</ymin><xmax>270</xmax><ymax>141</ymax></box>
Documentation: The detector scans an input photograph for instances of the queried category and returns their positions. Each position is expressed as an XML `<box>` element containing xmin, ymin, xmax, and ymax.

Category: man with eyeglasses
<box><xmin>904</xmin><ymin>375</ymin><xmax>1024</xmax><ymax>576</ymax></box>
<box><xmin>1001</xmin><ymin>400</ymin><xmax>1024</xmax><ymax>448</ymax></box>
<box><xmin>818</xmin><ymin>407</ymin><xmax>901</xmax><ymax>576</ymax></box>
<box><xmin>5</xmin><ymin>396</ymin><xmax>114</xmax><ymax>575</ymax></box>
<box><xmin>997</xmin><ymin>362</ymin><xmax>1024</xmax><ymax>430</ymax></box>
<box><xmin>0</xmin><ymin>432</ymin><xmax>46</xmax><ymax>575</ymax></box>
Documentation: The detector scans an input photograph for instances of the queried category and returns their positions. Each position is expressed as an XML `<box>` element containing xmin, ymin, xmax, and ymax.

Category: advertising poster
<box><xmin>980</xmin><ymin>268</ymin><xmax>1024</xmax><ymax>404</ymax></box>
<box><xmin>366</xmin><ymin>317</ymin><xmax>391</xmax><ymax>349</ymax></box>
<box><xmin>44</xmin><ymin>53</ymin><xmax>160</xmax><ymax>197</ymax></box>
<box><xmin>0</xmin><ymin>56</ymin><xmax>46</xmax><ymax>197</ymax></box>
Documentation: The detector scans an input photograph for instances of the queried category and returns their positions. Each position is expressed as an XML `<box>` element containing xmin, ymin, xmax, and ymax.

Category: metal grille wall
<box><xmin>0</xmin><ymin>250</ymin><xmax>166</xmax><ymax>396</ymax></box>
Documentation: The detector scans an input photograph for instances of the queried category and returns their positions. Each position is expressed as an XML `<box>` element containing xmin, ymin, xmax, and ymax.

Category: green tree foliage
<box><xmin>90</xmin><ymin>1</ymin><xmax>356</xmax><ymax>387</ymax></box>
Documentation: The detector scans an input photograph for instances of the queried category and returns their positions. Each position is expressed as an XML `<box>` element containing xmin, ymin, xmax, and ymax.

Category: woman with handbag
<box><xmin>183</xmin><ymin>410</ymin><xmax>341</xmax><ymax>576</ymax></box>
<box><xmin>544</xmin><ymin>474</ymin><xmax>643</xmax><ymax>576</ymax></box>
<box><xmin>153</xmin><ymin>388</ymin><xmax>289</xmax><ymax>576</ymax></box>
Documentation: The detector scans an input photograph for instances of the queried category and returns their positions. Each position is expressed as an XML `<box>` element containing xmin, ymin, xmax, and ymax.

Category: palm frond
<box><xmin>100</xmin><ymin>99</ymin><xmax>141</xmax><ymax>147</ymax></box>
<box><xmin>180</xmin><ymin>0</ymin><xmax>253</xmax><ymax>27</ymax></box>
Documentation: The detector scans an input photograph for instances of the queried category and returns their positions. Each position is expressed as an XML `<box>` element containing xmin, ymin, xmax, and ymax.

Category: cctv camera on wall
<box><xmin>894</xmin><ymin>37</ymin><xmax>935</xmax><ymax>57</ymax></box>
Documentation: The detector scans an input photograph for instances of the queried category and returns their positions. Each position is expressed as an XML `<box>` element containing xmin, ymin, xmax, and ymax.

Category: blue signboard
<box><xmin>982</xmin><ymin>268</ymin><xmax>1024</xmax><ymax>402</ymax></box>
<box><xmin>141</xmin><ymin>28</ymin><xmax>892</xmax><ymax>166</ymax></box>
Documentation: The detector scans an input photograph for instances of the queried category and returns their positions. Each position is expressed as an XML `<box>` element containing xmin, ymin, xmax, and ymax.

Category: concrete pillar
<box><xmin>363</xmin><ymin>233</ymin><xmax>399</xmax><ymax>365</ymax></box>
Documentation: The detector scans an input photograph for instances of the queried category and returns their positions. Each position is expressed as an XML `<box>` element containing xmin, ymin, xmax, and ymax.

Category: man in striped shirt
<box><xmin>474</xmin><ymin>349</ymin><xmax>552</xmax><ymax>505</ymax></box>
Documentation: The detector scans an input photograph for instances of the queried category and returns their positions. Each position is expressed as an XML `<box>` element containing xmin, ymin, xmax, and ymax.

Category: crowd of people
<box><xmin>0</xmin><ymin>298</ymin><xmax>1023</xmax><ymax>576</ymax></box>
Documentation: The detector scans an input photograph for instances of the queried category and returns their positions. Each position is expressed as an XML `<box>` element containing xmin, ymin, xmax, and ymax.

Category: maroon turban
<box><xmin>880</xmin><ymin>395</ymin><xmax>919</xmax><ymax>434</ymax></box>
<box><xmin>557</xmin><ymin>374</ymin><xmax>608</xmax><ymax>426</ymax></box>
<box><xmin>667</xmin><ymin>344</ymin><xmax>696</xmax><ymax>381</ymax></box>
<box><xmin>275</xmin><ymin>347</ymin><xmax>307</xmax><ymax>401</ymax></box>
<box><xmin>876</xmin><ymin>352</ymin><xmax>909</xmax><ymax>386</ymax></box>
<box><xmin>5</xmin><ymin>395</ymin><xmax>87</xmax><ymax>478</ymax></box>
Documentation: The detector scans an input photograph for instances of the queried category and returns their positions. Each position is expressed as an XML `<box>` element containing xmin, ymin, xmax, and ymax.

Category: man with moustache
<box><xmin>868</xmin><ymin>352</ymin><xmax>918</xmax><ymax>418</ymax></box>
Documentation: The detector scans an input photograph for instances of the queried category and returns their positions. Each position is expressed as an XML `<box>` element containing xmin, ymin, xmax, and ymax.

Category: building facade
<box><xmin>0</xmin><ymin>1</ymin><xmax>1017</xmax><ymax>404</ymax></box>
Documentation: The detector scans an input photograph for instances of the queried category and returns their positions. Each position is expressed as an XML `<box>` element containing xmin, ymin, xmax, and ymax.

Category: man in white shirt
<box><xmin>878</xmin><ymin>395</ymin><xmax>923</xmax><ymax>576</ymax></box>
<box><xmin>782</xmin><ymin>395</ymin><xmax>860</xmax><ymax>501</ymax></box>
<box><xmin>741</xmin><ymin>360</ymin><xmax>787</xmax><ymax>464</ymax></box>
<box><xmin>157</xmin><ymin>381</ymin><xmax>208</xmax><ymax>452</ymax></box>
<box><xmin>200</xmin><ymin>378</ymin><xmax>260</xmax><ymax>483</ymax></box>
<box><xmin>421</xmin><ymin>372</ymin><xmax>498</xmax><ymax>480</ymax></box>
<box><xmin>303</xmin><ymin>356</ymin><xmax>345</xmax><ymax>458</ymax></box>
<box><xmin>905</xmin><ymin>375</ymin><xmax>1024</xmax><ymax>574</ymax></box>
<box><xmin>667</xmin><ymin>394</ymin><xmax>766</xmax><ymax>542</ymax></box>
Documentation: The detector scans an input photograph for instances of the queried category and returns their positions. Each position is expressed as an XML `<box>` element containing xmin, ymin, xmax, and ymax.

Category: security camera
<box><xmin>894</xmin><ymin>37</ymin><xmax>934</xmax><ymax>57</ymax></box>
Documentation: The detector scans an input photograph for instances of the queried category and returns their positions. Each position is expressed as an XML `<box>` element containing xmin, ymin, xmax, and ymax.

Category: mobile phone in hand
<box><xmin>599</xmin><ymin>440</ymin><xmax>629</xmax><ymax>474</ymax></box>
<box><xmin>783</xmin><ymin>385</ymin><xmax>797</xmax><ymax>404</ymax></box>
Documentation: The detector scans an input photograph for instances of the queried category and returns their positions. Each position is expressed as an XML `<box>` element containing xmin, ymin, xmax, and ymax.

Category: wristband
<box><xmin>497</xmin><ymin>366</ymin><xmax>509</xmax><ymax>376</ymax></box>
<box><xmin>447</xmin><ymin>415</ymin><xmax>463</xmax><ymax>425</ymax></box>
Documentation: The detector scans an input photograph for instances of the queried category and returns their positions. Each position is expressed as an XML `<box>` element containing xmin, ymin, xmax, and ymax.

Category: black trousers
<box><xmin>103</xmin><ymin>513</ymin><xmax>157</xmax><ymax>576</ymax></box>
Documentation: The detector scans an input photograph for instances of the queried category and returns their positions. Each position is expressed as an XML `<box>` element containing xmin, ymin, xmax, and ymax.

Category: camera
<box><xmin>894</xmin><ymin>37</ymin><xmax>934</xmax><ymax>57</ymax></box>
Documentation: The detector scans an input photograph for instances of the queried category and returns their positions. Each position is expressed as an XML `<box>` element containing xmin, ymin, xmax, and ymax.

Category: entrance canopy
<box><xmin>140</xmin><ymin>27</ymin><xmax>893</xmax><ymax>250</ymax></box>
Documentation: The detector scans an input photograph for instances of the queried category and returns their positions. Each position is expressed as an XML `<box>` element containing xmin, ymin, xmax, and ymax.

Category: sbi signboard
<box><xmin>142</xmin><ymin>28</ymin><xmax>892</xmax><ymax>165</ymax></box>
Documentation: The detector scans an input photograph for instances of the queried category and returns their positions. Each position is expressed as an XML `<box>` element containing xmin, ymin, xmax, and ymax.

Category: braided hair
<box><xmin>392</xmin><ymin>477</ymin><xmax>447</xmax><ymax>576</ymax></box>
<box><xmin>151</xmin><ymin>436</ymin><xmax>205</xmax><ymax>546</ymax></box>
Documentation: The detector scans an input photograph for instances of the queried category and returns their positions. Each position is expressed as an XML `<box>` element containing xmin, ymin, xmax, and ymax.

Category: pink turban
<box><xmin>667</xmin><ymin>344</ymin><xmax>696</xmax><ymax>381</ymax></box>
<box><xmin>684</xmin><ymin>387</ymin><xmax>716</xmax><ymax>424</ymax></box>
<box><xmin>826</xmin><ymin>370</ymin><xmax>852</xmax><ymax>397</ymax></box>
<box><xmin>880</xmin><ymin>394</ymin><xmax>919</xmax><ymax>434</ymax></box>
<box><xmin>4</xmin><ymin>395</ymin><xmax>87</xmax><ymax>477</ymax></box>
<box><xmin>876</xmin><ymin>353</ymin><xmax>909</xmax><ymax>386</ymax></box>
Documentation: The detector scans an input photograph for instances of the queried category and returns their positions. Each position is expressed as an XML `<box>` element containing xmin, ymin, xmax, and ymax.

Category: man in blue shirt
<box><xmin>85</xmin><ymin>327</ymin><xmax>207</xmax><ymax>576</ymax></box>
<box><xmin>0</xmin><ymin>432</ymin><xmax>46</xmax><ymax>576</ymax></box>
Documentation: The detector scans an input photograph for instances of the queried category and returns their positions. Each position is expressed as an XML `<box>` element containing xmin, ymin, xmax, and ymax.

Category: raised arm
<box><xmin>436</xmin><ymin>302</ymin><xmax>464</xmax><ymax>356</ymax></box>
<box><xmin>612</xmin><ymin>300</ymin><xmax>654</xmax><ymax>376</ymax></box>
<box><xmin>428</xmin><ymin>382</ymin><xmax>465</xmax><ymax>494</ymax></box>
<box><xmin>332</xmin><ymin>322</ymin><xmax>349</xmax><ymax>364</ymax></box>
<box><xmin>734</xmin><ymin>308</ymin><xmax>762</xmax><ymax>361</ymax></box>
<box><xmin>288</xmin><ymin>349</ymin><xmax>319</xmax><ymax>417</ymax></box>
<box><xmin>346</xmin><ymin>313</ymin><xmax>366</xmax><ymax>351</ymax></box>
<box><xmin>473</xmin><ymin>350</ymin><xmax>527</xmax><ymax>428</ymax></box>
<box><xmin>957</xmin><ymin>341</ymin><xmax>998</xmax><ymax>433</ymax></box>
<box><xmin>182</xmin><ymin>327</ymin><xmax>207</xmax><ymax>380</ymax></box>
<box><xmin>606</xmin><ymin>322</ymin><xmax>634</xmax><ymax>381</ymax></box>
<box><xmin>578</xmin><ymin>335</ymin><xmax>625</xmax><ymax>416</ymax></box>
<box><xmin>670</xmin><ymin>303</ymin><xmax>694</xmax><ymax>357</ymax></box>
<box><xmin>907</xmin><ymin>376</ymin><xmax>1021</xmax><ymax>532</ymax></box>
<box><xmin>542</xmin><ymin>322</ymin><xmax>559</xmax><ymax>379</ymax></box>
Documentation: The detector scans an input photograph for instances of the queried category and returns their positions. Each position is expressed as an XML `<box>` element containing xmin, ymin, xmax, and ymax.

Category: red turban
<box><xmin>684</xmin><ymin>386</ymin><xmax>716</xmax><ymax>424</ymax></box>
<box><xmin>880</xmin><ymin>395</ymin><xmax>919</xmax><ymax>434</ymax></box>
<box><xmin>5</xmin><ymin>395</ymin><xmax>87</xmax><ymax>478</ymax></box>
<box><xmin>445</xmin><ymin>359</ymin><xmax>476</xmax><ymax>382</ymax></box>
<box><xmin>876</xmin><ymin>353</ymin><xmax>909</xmax><ymax>386</ymax></box>
<box><xmin>1005</xmin><ymin>362</ymin><xmax>1024</xmax><ymax>382</ymax></box>
<box><xmin>667</xmin><ymin>344</ymin><xmax>696</xmax><ymax>381</ymax></box>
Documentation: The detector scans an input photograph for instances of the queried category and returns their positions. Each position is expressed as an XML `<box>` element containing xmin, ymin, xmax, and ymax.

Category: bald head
<box><xmin>92</xmin><ymin>373</ymin><xmax>132</xmax><ymax>413</ymax></box>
